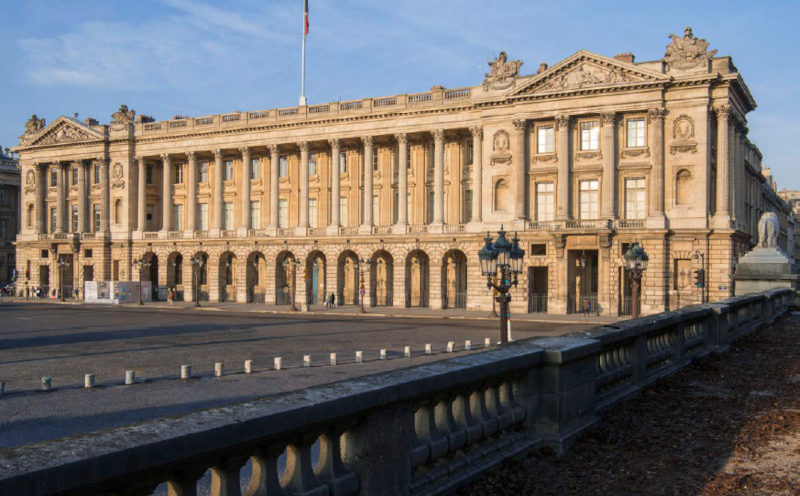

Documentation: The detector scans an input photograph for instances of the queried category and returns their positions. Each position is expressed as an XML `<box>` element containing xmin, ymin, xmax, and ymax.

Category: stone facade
<box><xmin>0</xmin><ymin>146</ymin><xmax>20</xmax><ymax>285</ymax></box>
<box><xmin>11</xmin><ymin>27</ymin><xmax>793</xmax><ymax>315</ymax></box>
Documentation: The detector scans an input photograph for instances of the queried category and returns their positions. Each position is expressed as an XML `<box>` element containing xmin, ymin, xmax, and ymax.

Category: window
<box><xmin>279</xmin><ymin>156</ymin><xmax>288</xmax><ymax>178</ymax></box>
<box><xmin>224</xmin><ymin>160</ymin><xmax>234</xmax><ymax>181</ymax></box>
<box><xmin>114</xmin><ymin>199</ymin><xmax>122</xmax><ymax>224</ymax></box>
<box><xmin>93</xmin><ymin>163</ymin><xmax>101</xmax><ymax>184</ymax></box>
<box><xmin>676</xmin><ymin>169</ymin><xmax>692</xmax><ymax>205</ymax></box>
<box><xmin>250</xmin><ymin>201</ymin><xmax>261</xmax><ymax>229</ymax></box>
<box><xmin>626</xmin><ymin>118</ymin><xmax>646</xmax><ymax>148</ymax></box>
<box><xmin>71</xmin><ymin>166</ymin><xmax>78</xmax><ymax>186</ymax></box>
<box><xmin>27</xmin><ymin>204</ymin><xmax>33</xmax><ymax>227</ymax></box>
<box><xmin>146</xmin><ymin>204</ymin><xmax>154</xmax><ymax>229</ymax></box>
<box><xmin>173</xmin><ymin>204</ymin><xmax>183</xmax><ymax>231</ymax></box>
<box><xmin>250</xmin><ymin>158</ymin><xmax>260</xmax><ymax>180</ymax></box>
<box><xmin>93</xmin><ymin>205</ymin><xmax>101</xmax><ymax>232</ymax></box>
<box><xmin>580</xmin><ymin>121</ymin><xmax>599</xmax><ymax>151</ymax></box>
<box><xmin>372</xmin><ymin>150</ymin><xmax>379</xmax><ymax>171</ymax></box>
<box><xmin>339</xmin><ymin>151</ymin><xmax>347</xmax><ymax>174</ymax></box>
<box><xmin>624</xmin><ymin>177</ymin><xmax>647</xmax><ymax>219</ymax></box>
<box><xmin>579</xmin><ymin>179</ymin><xmax>599</xmax><ymax>219</ymax></box>
<box><xmin>530</xmin><ymin>244</ymin><xmax>547</xmax><ymax>256</ymax></box>
<box><xmin>309</xmin><ymin>198</ymin><xmax>317</xmax><ymax>227</ymax></box>
<box><xmin>223</xmin><ymin>202</ymin><xmax>233</xmax><ymax>230</ymax></box>
<box><xmin>537</xmin><ymin>126</ymin><xmax>554</xmax><ymax>154</ymax></box>
<box><xmin>174</xmin><ymin>163</ymin><xmax>184</xmax><ymax>184</ymax></box>
<box><xmin>278</xmin><ymin>199</ymin><xmax>288</xmax><ymax>228</ymax></box>
<box><xmin>463</xmin><ymin>189</ymin><xmax>473</xmax><ymax>223</ymax></box>
<box><xmin>467</xmin><ymin>140</ymin><xmax>474</xmax><ymax>165</ymax></box>
<box><xmin>199</xmin><ymin>161</ymin><xmax>209</xmax><ymax>183</ymax></box>
<box><xmin>0</xmin><ymin>190</ymin><xmax>7</xmax><ymax>206</ymax></box>
<box><xmin>50</xmin><ymin>169</ymin><xmax>58</xmax><ymax>187</ymax></box>
<box><xmin>308</xmin><ymin>153</ymin><xmax>317</xmax><ymax>176</ymax></box>
<box><xmin>146</xmin><ymin>165</ymin><xmax>153</xmax><ymax>184</ymax></box>
<box><xmin>494</xmin><ymin>179</ymin><xmax>510</xmax><ymax>212</ymax></box>
<box><xmin>536</xmin><ymin>182</ymin><xmax>555</xmax><ymax>221</ymax></box>
<box><xmin>426</xmin><ymin>190</ymin><xmax>435</xmax><ymax>223</ymax></box>
<box><xmin>198</xmin><ymin>203</ymin><xmax>209</xmax><ymax>230</ymax></box>
<box><xmin>340</xmin><ymin>197</ymin><xmax>349</xmax><ymax>226</ymax></box>
<box><xmin>84</xmin><ymin>249</ymin><xmax>93</xmax><ymax>258</ymax></box>
<box><xmin>372</xmin><ymin>195</ymin><xmax>379</xmax><ymax>224</ymax></box>
<box><xmin>49</xmin><ymin>206</ymin><xmax>57</xmax><ymax>233</ymax></box>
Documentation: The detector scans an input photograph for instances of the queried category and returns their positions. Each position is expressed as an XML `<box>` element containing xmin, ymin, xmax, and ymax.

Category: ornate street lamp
<box><xmin>132</xmin><ymin>256</ymin><xmax>152</xmax><ymax>305</ymax></box>
<box><xmin>190</xmin><ymin>255</ymin><xmax>205</xmax><ymax>307</ymax></box>
<box><xmin>479</xmin><ymin>226</ymin><xmax>525</xmax><ymax>344</ymax></box>
<box><xmin>357</xmin><ymin>257</ymin><xmax>369</xmax><ymax>314</ymax></box>
<box><xmin>57</xmin><ymin>257</ymin><xmax>71</xmax><ymax>302</ymax></box>
<box><xmin>623</xmin><ymin>242</ymin><xmax>649</xmax><ymax>318</ymax></box>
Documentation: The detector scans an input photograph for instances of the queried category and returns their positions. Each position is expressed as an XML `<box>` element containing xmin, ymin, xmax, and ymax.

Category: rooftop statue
<box><xmin>111</xmin><ymin>104</ymin><xmax>136</xmax><ymax>125</ymax></box>
<box><xmin>483</xmin><ymin>51</ymin><xmax>523</xmax><ymax>90</ymax></box>
<box><xmin>23</xmin><ymin>114</ymin><xmax>46</xmax><ymax>135</ymax></box>
<box><xmin>664</xmin><ymin>26</ymin><xmax>717</xmax><ymax>71</ymax></box>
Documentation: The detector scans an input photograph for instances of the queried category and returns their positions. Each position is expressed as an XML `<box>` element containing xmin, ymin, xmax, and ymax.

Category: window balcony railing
<box><xmin>219</xmin><ymin>229</ymin><xmax>235</xmax><ymax>238</ymax></box>
<box><xmin>340</xmin><ymin>226</ymin><xmax>359</xmax><ymax>235</ymax></box>
<box><xmin>527</xmin><ymin>221</ymin><xmax>560</xmax><ymax>231</ymax></box>
<box><xmin>616</xmin><ymin>219</ymin><xmax>645</xmax><ymax>229</ymax></box>
<box><xmin>372</xmin><ymin>225</ymin><xmax>393</xmax><ymax>235</ymax></box>
<box><xmin>167</xmin><ymin>231</ymin><xmax>182</xmax><ymax>239</ymax></box>
<box><xmin>565</xmin><ymin>219</ymin><xmax>610</xmax><ymax>229</ymax></box>
<box><xmin>194</xmin><ymin>230</ymin><xmax>208</xmax><ymax>238</ymax></box>
<box><xmin>277</xmin><ymin>227</ymin><xmax>292</xmax><ymax>236</ymax></box>
<box><xmin>142</xmin><ymin>231</ymin><xmax>159</xmax><ymax>240</ymax></box>
<box><xmin>81</xmin><ymin>232</ymin><xmax>95</xmax><ymax>240</ymax></box>
<box><xmin>444</xmin><ymin>224</ymin><xmax>465</xmax><ymax>233</ymax></box>
<box><xmin>309</xmin><ymin>227</ymin><xmax>327</xmax><ymax>236</ymax></box>
<box><xmin>248</xmin><ymin>228</ymin><xmax>266</xmax><ymax>237</ymax></box>
<box><xmin>408</xmin><ymin>224</ymin><xmax>429</xmax><ymax>234</ymax></box>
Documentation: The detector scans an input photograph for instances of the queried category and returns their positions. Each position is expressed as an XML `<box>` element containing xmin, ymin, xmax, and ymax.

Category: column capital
<box><xmin>267</xmin><ymin>144</ymin><xmax>279</xmax><ymax>156</ymax></box>
<box><xmin>512</xmin><ymin>119</ymin><xmax>528</xmax><ymax>132</ymax></box>
<box><xmin>714</xmin><ymin>104</ymin><xmax>732</xmax><ymax>120</ymax></box>
<box><xmin>394</xmin><ymin>133</ymin><xmax>408</xmax><ymax>144</ymax></box>
<box><xmin>136</xmin><ymin>156</ymin><xmax>146</xmax><ymax>167</ymax></box>
<box><xmin>431</xmin><ymin>129</ymin><xmax>445</xmax><ymax>143</ymax></box>
<box><xmin>647</xmin><ymin>108</ymin><xmax>667</xmax><ymax>121</ymax></box>
<box><xmin>298</xmin><ymin>141</ymin><xmax>309</xmax><ymax>152</ymax></box>
<box><xmin>213</xmin><ymin>149</ymin><xmax>223</xmax><ymax>160</ymax></box>
<box><xmin>239</xmin><ymin>146</ymin><xmax>250</xmax><ymax>156</ymax></box>
<box><xmin>555</xmin><ymin>114</ymin><xmax>570</xmax><ymax>130</ymax></box>
<box><xmin>469</xmin><ymin>126</ymin><xmax>483</xmax><ymax>139</ymax></box>
<box><xmin>600</xmin><ymin>112</ymin><xmax>618</xmax><ymax>126</ymax></box>
<box><xmin>361</xmin><ymin>136</ymin><xmax>373</xmax><ymax>147</ymax></box>
<box><xmin>160</xmin><ymin>153</ymin><xmax>171</xmax><ymax>164</ymax></box>
<box><xmin>328</xmin><ymin>138</ymin><xmax>340</xmax><ymax>148</ymax></box>
<box><xmin>92</xmin><ymin>157</ymin><xmax>108</xmax><ymax>166</ymax></box>
<box><xmin>186</xmin><ymin>151</ymin><xmax>196</xmax><ymax>161</ymax></box>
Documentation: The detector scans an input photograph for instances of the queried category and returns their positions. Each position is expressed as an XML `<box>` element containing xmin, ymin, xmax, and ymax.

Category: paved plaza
<box><xmin>0</xmin><ymin>301</ymin><xmax>596</xmax><ymax>449</ymax></box>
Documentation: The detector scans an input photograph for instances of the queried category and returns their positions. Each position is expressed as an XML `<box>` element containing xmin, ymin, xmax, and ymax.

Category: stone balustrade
<box><xmin>0</xmin><ymin>288</ymin><xmax>791</xmax><ymax>496</ymax></box>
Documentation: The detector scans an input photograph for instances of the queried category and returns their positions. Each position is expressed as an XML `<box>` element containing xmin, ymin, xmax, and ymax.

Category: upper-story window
<box><xmin>146</xmin><ymin>165</ymin><xmax>153</xmax><ymax>184</ymax></box>
<box><xmin>578</xmin><ymin>179</ymin><xmax>599</xmax><ymax>219</ymax></box>
<box><xmin>173</xmin><ymin>163</ymin><xmax>184</xmax><ymax>184</ymax></box>
<box><xmin>71</xmin><ymin>166</ymin><xmax>78</xmax><ymax>186</ymax></box>
<box><xmin>224</xmin><ymin>160</ymin><xmax>234</xmax><ymax>181</ymax></box>
<box><xmin>466</xmin><ymin>140</ymin><xmax>474</xmax><ymax>165</ymax></box>
<box><xmin>308</xmin><ymin>153</ymin><xmax>317</xmax><ymax>176</ymax></box>
<box><xmin>93</xmin><ymin>204</ymin><xmax>101</xmax><ymax>232</ymax></box>
<box><xmin>626</xmin><ymin>118</ymin><xmax>646</xmax><ymax>148</ymax></box>
<box><xmin>0</xmin><ymin>190</ymin><xmax>8</xmax><ymax>206</ymax></box>
<box><xmin>580</xmin><ymin>121</ymin><xmax>599</xmax><ymax>151</ymax></box>
<box><xmin>339</xmin><ymin>151</ymin><xmax>347</xmax><ymax>174</ymax></box>
<box><xmin>49</xmin><ymin>206</ymin><xmax>57</xmax><ymax>233</ymax></box>
<box><xmin>93</xmin><ymin>163</ymin><xmax>101</xmax><ymax>184</ymax></box>
<box><xmin>71</xmin><ymin>205</ymin><xmax>78</xmax><ymax>232</ymax></box>
<box><xmin>372</xmin><ymin>150</ymin><xmax>379</xmax><ymax>171</ymax></box>
<box><xmin>199</xmin><ymin>161</ymin><xmax>209</xmax><ymax>183</ymax></box>
<box><xmin>278</xmin><ymin>199</ymin><xmax>288</xmax><ymax>227</ymax></box>
<box><xmin>279</xmin><ymin>156</ymin><xmax>288</xmax><ymax>178</ymax></box>
<box><xmin>250</xmin><ymin>158</ymin><xmax>261</xmax><ymax>180</ymax></box>
<box><xmin>50</xmin><ymin>169</ymin><xmax>58</xmax><ymax>187</ymax></box>
<box><xmin>537</xmin><ymin>126</ymin><xmax>555</xmax><ymax>154</ymax></box>
<box><xmin>624</xmin><ymin>177</ymin><xmax>647</xmax><ymax>219</ymax></box>
<box><xmin>536</xmin><ymin>182</ymin><xmax>555</xmax><ymax>221</ymax></box>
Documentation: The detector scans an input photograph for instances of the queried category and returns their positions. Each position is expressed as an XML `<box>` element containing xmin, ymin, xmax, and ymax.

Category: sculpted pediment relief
<box><xmin>24</xmin><ymin>116</ymin><xmax>104</xmax><ymax>147</ymax></box>
<box><xmin>510</xmin><ymin>51</ymin><xmax>667</xmax><ymax>97</ymax></box>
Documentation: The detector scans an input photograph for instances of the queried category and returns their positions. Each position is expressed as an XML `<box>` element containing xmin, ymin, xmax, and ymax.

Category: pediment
<box><xmin>510</xmin><ymin>51</ymin><xmax>669</xmax><ymax>97</ymax></box>
<box><xmin>25</xmin><ymin>116</ymin><xmax>105</xmax><ymax>146</ymax></box>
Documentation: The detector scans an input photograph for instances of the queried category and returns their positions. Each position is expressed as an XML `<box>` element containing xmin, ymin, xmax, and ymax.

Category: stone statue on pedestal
<box><xmin>734</xmin><ymin>212</ymin><xmax>798</xmax><ymax>295</ymax></box>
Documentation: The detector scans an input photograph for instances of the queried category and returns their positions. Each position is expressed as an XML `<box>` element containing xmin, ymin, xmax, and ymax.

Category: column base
<box><xmin>712</xmin><ymin>213</ymin><xmax>732</xmax><ymax>230</ymax></box>
<box><xmin>392</xmin><ymin>224</ymin><xmax>408</xmax><ymax>235</ymax></box>
<box><xmin>645</xmin><ymin>214</ymin><xmax>667</xmax><ymax>229</ymax></box>
<box><xmin>358</xmin><ymin>225</ymin><xmax>373</xmax><ymax>235</ymax></box>
<box><xmin>326</xmin><ymin>225</ymin><xmax>341</xmax><ymax>236</ymax></box>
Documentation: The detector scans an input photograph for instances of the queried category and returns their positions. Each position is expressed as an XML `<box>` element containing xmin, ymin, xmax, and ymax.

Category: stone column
<box><xmin>55</xmin><ymin>164</ymin><xmax>65</xmax><ymax>233</ymax></box>
<box><xmin>512</xmin><ymin>119</ymin><xmax>527</xmax><ymax>220</ymax></box>
<box><xmin>77</xmin><ymin>162</ymin><xmax>86</xmax><ymax>233</ymax></box>
<box><xmin>713</xmin><ymin>105</ymin><xmax>731</xmax><ymax>229</ymax></box>
<box><xmin>328</xmin><ymin>139</ymin><xmax>341</xmax><ymax>233</ymax></box>
<box><xmin>212</xmin><ymin>149</ymin><xmax>223</xmax><ymax>231</ymax></box>
<box><xmin>470</xmin><ymin>126</ymin><xmax>483</xmax><ymax>224</ymax></box>
<box><xmin>298</xmin><ymin>141</ymin><xmax>309</xmax><ymax>230</ymax></box>
<box><xmin>600</xmin><ymin>112</ymin><xmax>616</xmax><ymax>221</ymax></box>
<box><xmin>186</xmin><ymin>152</ymin><xmax>197</xmax><ymax>233</ymax></box>
<box><xmin>360</xmin><ymin>136</ymin><xmax>374</xmax><ymax>233</ymax></box>
<box><xmin>555</xmin><ymin>115</ymin><xmax>571</xmax><ymax>220</ymax></box>
<box><xmin>136</xmin><ymin>157</ymin><xmax>146</xmax><ymax>233</ymax></box>
<box><xmin>269</xmin><ymin>144</ymin><xmax>279</xmax><ymax>229</ymax></box>
<box><xmin>161</xmin><ymin>154</ymin><xmax>172</xmax><ymax>233</ymax></box>
<box><xmin>647</xmin><ymin>108</ymin><xmax>667</xmax><ymax>228</ymax></box>
<box><xmin>239</xmin><ymin>146</ymin><xmax>251</xmax><ymax>235</ymax></box>
<box><xmin>432</xmin><ymin>129</ymin><xmax>445</xmax><ymax>226</ymax></box>
<box><xmin>35</xmin><ymin>164</ymin><xmax>45</xmax><ymax>234</ymax></box>
<box><xmin>99</xmin><ymin>158</ymin><xmax>110</xmax><ymax>233</ymax></box>
<box><xmin>395</xmin><ymin>134</ymin><xmax>408</xmax><ymax>233</ymax></box>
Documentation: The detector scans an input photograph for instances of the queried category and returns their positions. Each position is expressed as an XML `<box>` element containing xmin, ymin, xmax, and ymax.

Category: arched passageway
<box><xmin>337</xmin><ymin>250</ymin><xmax>360</xmax><ymax>306</ymax></box>
<box><xmin>219</xmin><ymin>251</ymin><xmax>237</xmax><ymax>302</ymax></box>
<box><xmin>305</xmin><ymin>251</ymin><xmax>326</xmax><ymax>305</ymax></box>
<box><xmin>370</xmin><ymin>250</ymin><xmax>393</xmax><ymax>307</ymax></box>
<box><xmin>442</xmin><ymin>249</ymin><xmax>467</xmax><ymax>309</ymax></box>
<box><xmin>246</xmin><ymin>251</ymin><xmax>267</xmax><ymax>303</ymax></box>
<box><xmin>405</xmin><ymin>250</ymin><xmax>429</xmax><ymax>308</ymax></box>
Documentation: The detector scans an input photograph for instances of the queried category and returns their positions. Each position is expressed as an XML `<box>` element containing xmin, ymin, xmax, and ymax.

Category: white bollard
<box><xmin>181</xmin><ymin>365</ymin><xmax>192</xmax><ymax>379</ymax></box>
<box><xmin>125</xmin><ymin>370</ymin><xmax>135</xmax><ymax>385</ymax></box>
<box><xmin>303</xmin><ymin>355</ymin><xmax>311</xmax><ymax>367</ymax></box>
<box><xmin>465</xmin><ymin>340</ymin><xmax>472</xmax><ymax>351</ymax></box>
<box><xmin>41</xmin><ymin>376</ymin><xmax>52</xmax><ymax>391</ymax></box>
<box><xmin>84</xmin><ymin>374</ymin><xmax>95</xmax><ymax>388</ymax></box>
<box><xmin>380</xmin><ymin>349</ymin><xmax>387</xmax><ymax>360</ymax></box>
<box><xmin>425</xmin><ymin>344</ymin><xmax>432</xmax><ymax>355</ymax></box>
<box><xmin>447</xmin><ymin>341</ymin><xmax>455</xmax><ymax>353</ymax></box>
<box><xmin>404</xmin><ymin>346</ymin><xmax>412</xmax><ymax>358</ymax></box>
<box><xmin>274</xmin><ymin>357</ymin><xmax>282</xmax><ymax>371</ymax></box>
<box><xmin>355</xmin><ymin>351</ymin><xmax>363</xmax><ymax>363</ymax></box>
<box><xmin>244</xmin><ymin>360</ymin><xmax>253</xmax><ymax>374</ymax></box>
<box><xmin>484</xmin><ymin>338</ymin><xmax>491</xmax><ymax>348</ymax></box>
<box><xmin>214</xmin><ymin>362</ymin><xmax>224</xmax><ymax>377</ymax></box>
<box><xmin>330</xmin><ymin>353</ymin><xmax>338</xmax><ymax>366</ymax></box>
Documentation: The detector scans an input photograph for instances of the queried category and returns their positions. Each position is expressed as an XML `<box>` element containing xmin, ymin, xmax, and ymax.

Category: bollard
<box><xmin>425</xmin><ymin>344</ymin><xmax>432</xmax><ymax>355</ymax></box>
<box><xmin>244</xmin><ymin>360</ymin><xmax>253</xmax><ymax>374</ymax></box>
<box><xmin>84</xmin><ymin>374</ymin><xmax>95</xmax><ymax>388</ymax></box>
<box><xmin>447</xmin><ymin>341</ymin><xmax>455</xmax><ymax>353</ymax></box>
<box><xmin>181</xmin><ymin>365</ymin><xmax>192</xmax><ymax>379</ymax></box>
<box><xmin>355</xmin><ymin>350</ymin><xmax>363</xmax><ymax>363</ymax></box>
<box><xmin>465</xmin><ymin>339</ymin><xmax>472</xmax><ymax>350</ymax></box>
<box><xmin>41</xmin><ymin>376</ymin><xmax>52</xmax><ymax>391</ymax></box>
<box><xmin>330</xmin><ymin>353</ymin><xmax>337</xmax><ymax>366</ymax></box>
<box><xmin>380</xmin><ymin>349</ymin><xmax>387</xmax><ymax>360</ymax></box>
<box><xmin>484</xmin><ymin>338</ymin><xmax>491</xmax><ymax>348</ymax></box>
<box><xmin>274</xmin><ymin>357</ymin><xmax>282</xmax><ymax>371</ymax></box>
<box><xmin>214</xmin><ymin>362</ymin><xmax>224</xmax><ymax>377</ymax></box>
<box><xmin>0</xmin><ymin>381</ymin><xmax>5</xmax><ymax>396</ymax></box>
<box><xmin>404</xmin><ymin>346</ymin><xmax>412</xmax><ymax>358</ymax></box>
<box><xmin>125</xmin><ymin>370</ymin><xmax>135</xmax><ymax>385</ymax></box>
<box><xmin>303</xmin><ymin>355</ymin><xmax>311</xmax><ymax>367</ymax></box>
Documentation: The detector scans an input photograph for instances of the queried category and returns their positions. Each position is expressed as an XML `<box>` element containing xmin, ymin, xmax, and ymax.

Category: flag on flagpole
<box><xmin>304</xmin><ymin>0</ymin><xmax>309</xmax><ymax>36</ymax></box>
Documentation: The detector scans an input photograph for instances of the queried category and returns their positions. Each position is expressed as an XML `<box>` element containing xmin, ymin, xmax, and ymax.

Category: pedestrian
<box><xmin>167</xmin><ymin>287</ymin><xmax>174</xmax><ymax>305</ymax></box>
<box><xmin>331</xmin><ymin>292</ymin><xmax>336</xmax><ymax>308</ymax></box>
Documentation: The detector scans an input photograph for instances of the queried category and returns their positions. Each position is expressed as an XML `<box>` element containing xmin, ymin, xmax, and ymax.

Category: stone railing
<box><xmin>142</xmin><ymin>231</ymin><xmax>159</xmax><ymax>240</ymax></box>
<box><xmin>616</xmin><ymin>219</ymin><xmax>645</xmax><ymax>229</ymax></box>
<box><xmin>565</xmin><ymin>219</ymin><xmax>611</xmax><ymax>229</ymax></box>
<box><xmin>0</xmin><ymin>289</ymin><xmax>791</xmax><ymax>496</ymax></box>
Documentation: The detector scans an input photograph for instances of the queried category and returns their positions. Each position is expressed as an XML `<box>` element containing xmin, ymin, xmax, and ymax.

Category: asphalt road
<box><xmin>0</xmin><ymin>302</ymin><xmax>591</xmax><ymax>450</ymax></box>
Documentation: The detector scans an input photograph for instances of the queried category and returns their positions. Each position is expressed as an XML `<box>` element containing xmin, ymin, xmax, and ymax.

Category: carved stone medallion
<box><xmin>490</xmin><ymin>130</ymin><xmax>512</xmax><ymax>166</ymax></box>
<box><xmin>670</xmin><ymin>114</ymin><xmax>697</xmax><ymax>155</ymax></box>
<box><xmin>26</xmin><ymin>170</ymin><xmax>35</xmax><ymax>185</ymax></box>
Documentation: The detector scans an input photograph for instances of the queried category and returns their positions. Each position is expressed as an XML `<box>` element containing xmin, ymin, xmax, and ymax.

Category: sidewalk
<box><xmin>1</xmin><ymin>296</ymin><xmax>622</xmax><ymax>325</ymax></box>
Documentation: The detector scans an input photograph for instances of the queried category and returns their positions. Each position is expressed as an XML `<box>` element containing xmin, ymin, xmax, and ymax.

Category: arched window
<box><xmin>676</xmin><ymin>169</ymin><xmax>692</xmax><ymax>205</ymax></box>
<box><xmin>494</xmin><ymin>178</ymin><xmax>509</xmax><ymax>212</ymax></box>
<box><xmin>114</xmin><ymin>199</ymin><xmax>122</xmax><ymax>224</ymax></box>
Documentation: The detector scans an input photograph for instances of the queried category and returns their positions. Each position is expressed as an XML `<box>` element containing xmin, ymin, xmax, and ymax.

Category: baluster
<box><xmin>210</xmin><ymin>456</ymin><xmax>249</xmax><ymax>496</ymax></box>
<box><xmin>485</xmin><ymin>383</ymin><xmax>512</xmax><ymax>431</ymax></box>
<box><xmin>246</xmin><ymin>445</ymin><xmax>288</xmax><ymax>496</ymax></box>
<box><xmin>434</xmin><ymin>394</ymin><xmax>466</xmax><ymax>453</ymax></box>
<box><xmin>414</xmin><ymin>400</ymin><xmax>448</xmax><ymax>463</ymax></box>
<box><xmin>315</xmin><ymin>426</ymin><xmax>359</xmax><ymax>496</ymax></box>
<box><xmin>470</xmin><ymin>386</ymin><xmax>497</xmax><ymax>437</ymax></box>
<box><xmin>499</xmin><ymin>380</ymin><xmax>525</xmax><ymax>425</ymax></box>
<box><xmin>452</xmin><ymin>392</ymin><xmax>482</xmax><ymax>445</ymax></box>
<box><xmin>167</xmin><ymin>469</ymin><xmax>206</xmax><ymax>496</ymax></box>
<box><xmin>410</xmin><ymin>404</ymin><xmax>430</xmax><ymax>468</ymax></box>
<box><xmin>280</xmin><ymin>435</ymin><xmax>329</xmax><ymax>496</ymax></box>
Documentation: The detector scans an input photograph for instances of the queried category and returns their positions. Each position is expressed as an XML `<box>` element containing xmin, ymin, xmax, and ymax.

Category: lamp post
<box><xmin>577</xmin><ymin>250</ymin><xmax>587</xmax><ymax>314</ymax></box>
<box><xmin>357</xmin><ymin>257</ymin><xmax>369</xmax><ymax>314</ymax></box>
<box><xmin>190</xmin><ymin>255</ymin><xmax>205</xmax><ymax>307</ymax></box>
<box><xmin>132</xmin><ymin>256</ymin><xmax>152</xmax><ymax>305</ymax></box>
<box><xmin>479</xmin><ymin>227</ymin><xmax>525</xmax><ymax>344</ymax></box>
<box><xmin>692</xmin><ymin>249</ymin><xmax>706</xmax><ymax>304</ymax></box>
<box><xmin>623</xmin><ymin>242</ymin><xmax>649</xmax><ymax>318</ymax></box>
<box><xmin>57</xmin><ymin>257</ymin><xmax>70</xmax><ymax>302</ymax></box>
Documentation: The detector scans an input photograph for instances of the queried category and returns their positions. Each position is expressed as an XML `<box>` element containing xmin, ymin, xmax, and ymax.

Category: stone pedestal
<box><xmin>734</xmin><ymin>246</ymin><xmax>798</xmax><ymax>296</ymax></box>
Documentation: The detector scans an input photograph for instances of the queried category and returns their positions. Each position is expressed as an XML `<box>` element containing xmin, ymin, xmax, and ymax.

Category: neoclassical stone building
<box><xmin>0</xmin><ymin>146</ymin><xmax>20</xmax><ymax>285</ymax></box>
<box><xmin>12</xmin><ymin>27</ymin><xmax>793</xmax><ymax>315</ymax></box>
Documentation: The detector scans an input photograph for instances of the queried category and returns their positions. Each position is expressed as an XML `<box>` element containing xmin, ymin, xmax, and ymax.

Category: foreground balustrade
<box><xmin>0</xmin><ymin>288</ymin><xmax>791</xmax><ymax>496</ymax></box>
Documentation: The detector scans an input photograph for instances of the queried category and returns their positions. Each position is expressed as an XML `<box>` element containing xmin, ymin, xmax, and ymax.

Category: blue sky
<box><xmin>1</xmin><ymin>1</ymin><xmax>798</xmax><ymax>187</ymax></box>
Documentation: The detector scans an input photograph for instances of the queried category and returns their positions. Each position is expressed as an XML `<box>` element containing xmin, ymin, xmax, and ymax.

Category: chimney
<box><xmin>614</xmin><ymin>52</ymin><xmax>635</xmax><ymax>64</ymax></box>
<box><xmin>537</xmin><ymin>62</ymin><xmax>548</xmax><ymax>74</ymax></box>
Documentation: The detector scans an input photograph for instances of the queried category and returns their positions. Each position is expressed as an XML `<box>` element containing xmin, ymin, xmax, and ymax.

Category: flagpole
<box><xmin>299</xmin><ymin>0</ymin><xmax>307</xmax><ymax>106</ymax></box>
